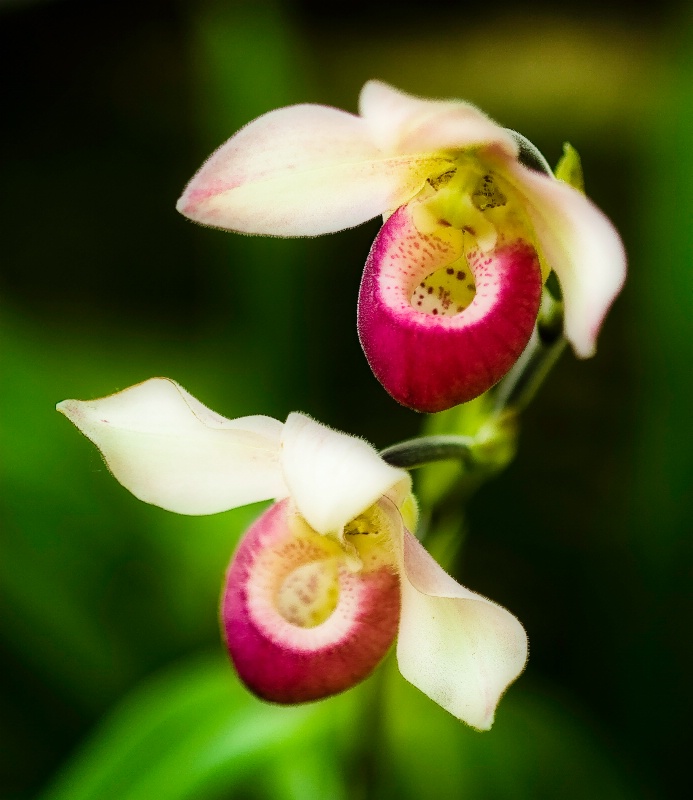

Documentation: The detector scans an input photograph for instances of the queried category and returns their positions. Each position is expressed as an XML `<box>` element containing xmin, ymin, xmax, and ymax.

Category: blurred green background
<box><xmin>1</xmin><ymin>0</ymin><xmax>691</xmax><ymax>798</ymax></box>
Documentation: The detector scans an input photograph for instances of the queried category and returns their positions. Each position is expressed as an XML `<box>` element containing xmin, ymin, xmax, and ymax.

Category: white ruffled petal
<box><xmin>177</xmin><ymin>103</ymin><xmax>440</xmax><ymax>236</ymax></box>
<box><xmin>358</xmin><ymin>80</ymin><xmax>518</xmax><ymax>159</ymax></box>
<box><xmin>57</xmin><ymin>378</ymin><xmax>288</xmax><ymax>515</ymax></box>
<box><xmin>395</xmin><ymin>524</ymin><xmax>527</xmax><ymax>730</ymax></box>
<box><xmin>504</xmin><ymin>161</ymin><xmax>626</xmax><ymax>357</ymax></box>
<box><xmin>279</xmin><ymin>413</ymin><xmax>409</xmax><ymax>536</ymax></box>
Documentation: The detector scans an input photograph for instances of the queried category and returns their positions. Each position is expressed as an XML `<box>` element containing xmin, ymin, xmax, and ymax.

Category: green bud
<box><xmin>555</xmin><ymin>142</ymin><xmax>585</xmax><ymax>193</ymax></box>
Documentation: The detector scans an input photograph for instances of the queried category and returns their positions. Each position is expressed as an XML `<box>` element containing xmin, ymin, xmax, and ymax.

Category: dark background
<box><xmin>1</xmin><ymin>1</ymin><xmax>691</xmax><ymax>798</ymax></box>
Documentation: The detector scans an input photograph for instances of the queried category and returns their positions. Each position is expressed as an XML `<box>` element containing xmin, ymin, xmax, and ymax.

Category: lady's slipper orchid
<box><xmin>58</xmin><ymin>378</ymin><xmax>527</xmax><ymax>729</ymax></box>
<box><xmin>177</xmin><ymin>81</ymin><xmax>626</xmax><ymax>412</ymax></box>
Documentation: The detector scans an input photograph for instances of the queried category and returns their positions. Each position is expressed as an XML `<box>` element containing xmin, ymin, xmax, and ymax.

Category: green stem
<box><xmin>490</xmin><ymin>290</ymin><xmax>566</xmax><ymax>413</ymax></box>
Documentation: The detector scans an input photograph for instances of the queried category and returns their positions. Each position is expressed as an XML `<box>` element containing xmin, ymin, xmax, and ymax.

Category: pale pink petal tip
<box><xmin>357</xmin><ymin>207</ymin><xmax>542</xmax><ymax>413</ymax></box>
<box><xmin>176</xmin><ymin>104</ymin><xmax>403</xmax><ymax>237</ymax></box>
<box><xmin>221</xmin><ymin>500</ymin><xmax>400</xmax><ymax>703</ymax></box>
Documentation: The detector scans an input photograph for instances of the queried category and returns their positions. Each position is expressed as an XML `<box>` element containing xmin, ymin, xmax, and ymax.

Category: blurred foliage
<box><xmin>38</xmin><ymin>654</ymin><xmax>356</xmax><ymax>800</ymax></box>
<box><xmin>0</xmin><ymin>0</ymin><xmax>691</xmax><ymax>798</ymax></box>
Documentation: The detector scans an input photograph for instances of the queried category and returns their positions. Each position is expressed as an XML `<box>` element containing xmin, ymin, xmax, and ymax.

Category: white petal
<box><xmin>279</xmin><ymin>413</ymin><xmax>410</xmax><ymax>536</ymax></box>
<box><xmin>57</xmin><ymin>378</ymin><xmax>288</xmax><ymax>515</ymax></box>
<box><xmin>395</xmin><ymin>524</ymin><xmax>527</xmax><ymax>730</ymax></box>
<box><xmin>504</xmin><ymin>161</ymin><xmax>627</xmax><ymax>357</ymax></box>
<box><xmin>177</xmin><ymin>103</ymin><xmax>441</xmax><ymax>237</ymax></box>
<box><xmin>358</xmin><ymin>80</ymin><xmax>518</xmax><ymax>159</ymax></box>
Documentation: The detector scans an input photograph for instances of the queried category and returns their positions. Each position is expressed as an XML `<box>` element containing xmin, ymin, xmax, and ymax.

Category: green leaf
<box><xmin>38</xmin><ymin>654</ymin><xmax>355</xmax><ymax>800</ymax></box>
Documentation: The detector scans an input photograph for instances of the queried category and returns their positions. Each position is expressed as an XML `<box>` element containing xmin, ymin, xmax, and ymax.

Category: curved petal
<box><xmin>177</xmin><ymin>103</ymin><xmax>442</xmax><ymax>236</ymax></box>
<box><xmin>222</xmin><ymin>499</ymin><xmax>400</xmax><ymax>703</ymax></box>
<box><xmin>57</xmin><ymin>378</ymin><xmax>288</xmax><ymax>515</ymax></box>
<box><xmin>504</xmin><ymin>160</ymin><xmax>626</xmax><ymax>357</ymax></box>
<box><xmin>359</xmin><ymin>80</ymin><xmax>518</xmax><ymax>159</ymax></box>
<box><xmin>393</xmin><ymin>520</ymin><xmax>527</xmax><ymax>730</ymax></box>
<box><xmin>357</xmin><ymin>204</ymin><xmax>542</xmax><ymax>411</ymax></box>
<box><xmin>279</xmin><ymin>413</ymin><xmax>410</xmax><ymax>536</ymax></box>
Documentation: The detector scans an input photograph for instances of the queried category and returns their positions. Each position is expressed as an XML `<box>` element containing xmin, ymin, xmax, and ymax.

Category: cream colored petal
<box><xmin>57</xmin><ymin>378</ymin><xmax>287</xmax><ymax>515</ymax></box>
<box><xmin>395</xmin><ymin>524</ymin><xmax>527</xmax><ymax>730</ymax></box>
<box><xmin>279</xmin><ymin>413</ymin><xmax>410</xmax><ymax>536</ymax></box>
<box><xmin>358</xmin><ymin>80</ymin><xmax>518</xmax><ymax>158</ymax></box>
<box><xmin>504</xmin><ymin>160</ymin><xmax>626</xmax><ymax>357</ymax></box>
<box><xmin>177</xmin><ymin>103</ymin><xmax>441</xmax><ymax>236</ymax></box>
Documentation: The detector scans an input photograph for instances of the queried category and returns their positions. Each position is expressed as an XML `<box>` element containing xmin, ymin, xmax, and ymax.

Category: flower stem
<box><xmin>490</xmin><ymin>288</ymin><xmax>566</xmax><ymax>414</ymax></box>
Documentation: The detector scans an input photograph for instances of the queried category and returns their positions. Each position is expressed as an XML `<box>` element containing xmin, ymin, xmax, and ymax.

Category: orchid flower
<box><xmin>57</xmin><ymin>378</ymin><xmax>527</xmax><ymax>729</ymax></box>
<box><xmin>177</xmin><ymin>80</ymin><xmax>626</xmax><ymax>412</ymax></box>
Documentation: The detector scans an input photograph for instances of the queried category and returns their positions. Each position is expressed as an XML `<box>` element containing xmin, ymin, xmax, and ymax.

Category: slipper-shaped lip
<box><xmin>358</xmin><ymin>206</ymin><xmax>542</xmax><ymax>412</ymax></box>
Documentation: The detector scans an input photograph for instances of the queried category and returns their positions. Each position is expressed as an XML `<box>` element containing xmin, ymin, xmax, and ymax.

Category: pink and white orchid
<box><xmin>177</xmin><ymin>80</ymin><xmax>626</xmax><ymax>412</ymax></box>
<box><xmin>57</xmin><ymin>378</ymin><xmax>527</xmax><ymax>729</ymax></box>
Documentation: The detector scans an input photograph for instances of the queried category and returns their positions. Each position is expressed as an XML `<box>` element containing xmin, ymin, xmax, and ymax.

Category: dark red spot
<box><xmin>427</xmin><ymin>287</ymin><xmax>433</xmax><ymax>294</ymax></box>
<box><xmin>457</xmin><ymin>271</ymin><xmax>465</xmax><ymax>280</ymax></box>
<box><xmin>432</xmin><ymin>308</ymin><xmax>438</xmax><ymax>315</ymax></box>
<box><xmin>446</xmin><ymin>268</ymin><xmax>454</xmax><ymax>275</ymax></box>
<box><xmin>438</xmin><ymin>219</ymin><xmax>451</xmax><ymax>227</ymax></box>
